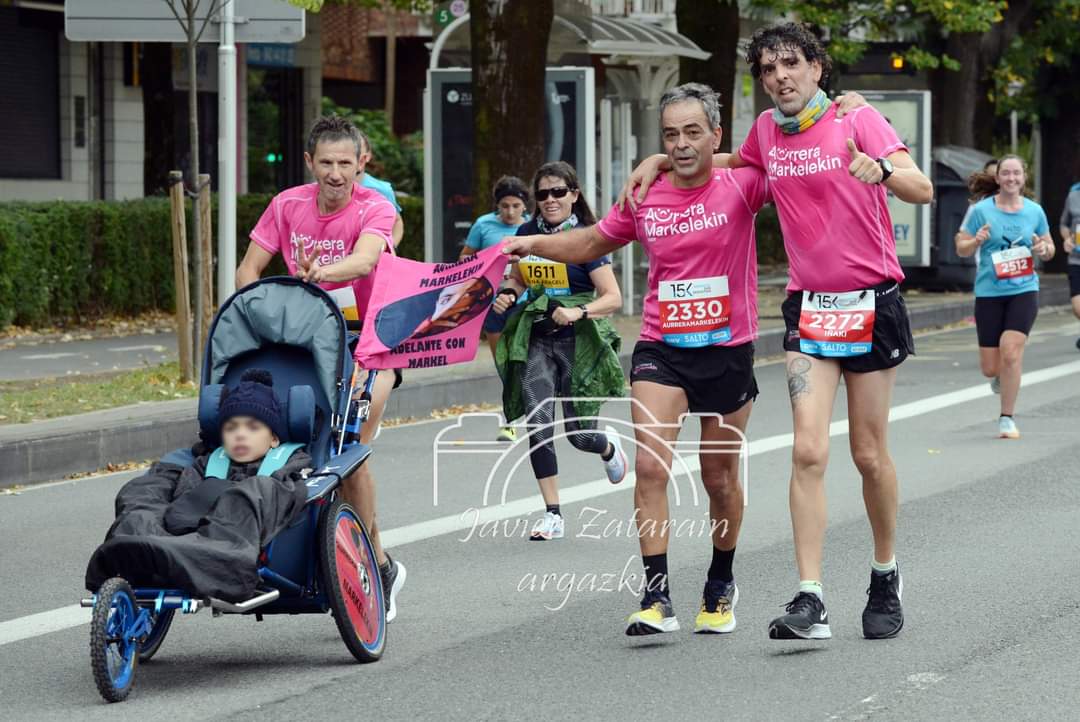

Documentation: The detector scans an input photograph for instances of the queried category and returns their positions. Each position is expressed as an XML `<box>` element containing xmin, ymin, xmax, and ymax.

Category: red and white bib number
<box><xmin>798</xmin><ymin>290</ymin><xmax>874</xmax><ymax>357</ymax></box>
<box><xmin>991</xmin><ymin>246</ymin><xmax>1034</xmax><ymax>280</ymax></box>
<box><xmin>658</xmin><ymin>276</ymin><xmax>731</xmax><ymax>347</ymax></box>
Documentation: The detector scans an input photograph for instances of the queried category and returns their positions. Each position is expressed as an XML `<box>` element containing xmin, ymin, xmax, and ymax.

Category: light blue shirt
<box><xmin>464</xmin><ymin>212</ymin><xmax>527</xmax><ymax>252</ymax></box>
<box><xmin>962</xmin><ymin>196</ymin><xmax>1048</xmax><ymax>298</ymax></box>
<box><xmin>361</xmin><ymin>173</ymin><xmax>401</xmax><ymax>212</ymax></box>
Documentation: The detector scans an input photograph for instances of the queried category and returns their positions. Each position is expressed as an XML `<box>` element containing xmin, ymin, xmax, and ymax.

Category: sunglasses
<box><xmin>535</xmin><ymin>186</ymin><xmax>573</xmax><ymax>202</ymax></box>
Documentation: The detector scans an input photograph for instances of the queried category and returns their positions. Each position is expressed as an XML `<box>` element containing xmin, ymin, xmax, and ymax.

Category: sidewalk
<box><xmin>1</xmin><ymin>276</ymin><xmax>1071</xmax><ymax>487</ymax></box>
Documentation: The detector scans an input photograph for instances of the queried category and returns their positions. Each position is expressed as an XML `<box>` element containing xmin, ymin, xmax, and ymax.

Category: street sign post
<box><xmin>65</xmin><ymin>0</ymin><xmax>306</xmax><ymax>302</ymax></box>
<box><xmin>65</xmin><ymin>0</ymin><xmax>304</xmax><ymax>44</ymax></box>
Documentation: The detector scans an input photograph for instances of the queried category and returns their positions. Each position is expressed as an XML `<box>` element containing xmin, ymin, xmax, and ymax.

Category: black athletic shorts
<box><xmin>781</xmin><ymin>280</ymin><xmax>915</xmax><ymax>373</ymax></box>
<box><xmin>630</xmin><ymin>340</ymin><xmax>758</xmax><ymax>415</ymax></box>
<box><xmin>1068</xmin><ymin>265</ymin><xmax>1080</xmax><ymax>298</ymax></box>
<box><xmin>974</xmin><ymin>291</ymin><xmax>1039</xmax><ymax>347</ymax></box>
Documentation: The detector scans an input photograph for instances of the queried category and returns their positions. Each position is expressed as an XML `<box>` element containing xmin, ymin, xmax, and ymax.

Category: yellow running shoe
<box><xmin>625</xmin><ymin>594</ymin><xmax>679</xmax><ymax>636</ymax></box>
<box><xmin>694</xmin><ymin>580</ymin><xmax>739</xmax><ymax>634</ymax></box>
<box><xmin>496</xmin><ymin>426</ymin><xmax>517</xmax><ymax>442</ymax></box>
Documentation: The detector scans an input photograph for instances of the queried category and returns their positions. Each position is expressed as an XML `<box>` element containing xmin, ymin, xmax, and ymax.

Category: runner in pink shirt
<box><xmin>622</xmin><ymin>22</ymin><xmax>933</xmax><ymax>643</ymax></box>
<box><xmin>236</xmin><ymin>115</ymin><xmax>407</xmax><ymax>623</ymax></box>
<box><xmin>505</xmin><ymin>83</ymin><xmax>768</xmax><ymax>638</ymax></box>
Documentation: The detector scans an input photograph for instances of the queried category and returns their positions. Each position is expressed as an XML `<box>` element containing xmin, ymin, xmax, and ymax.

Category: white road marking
<box><xmin>107</xmin><ymin>344</ymin><xmax>167</xmax><ymax>353</ymax></box>
<box><xmin>19</xmin><ymin>352</ymin><xmax>81</xmax><ymax>360</ymax></box>
<box><xmin>3</xmin><ymin>356</ymin><xmax>1078</xmax><ymax>648</ymax></box>
<box><xmin>0</xmin><ymin>605</ymin><xmax>89</xmax><ymax>647</ymax></box>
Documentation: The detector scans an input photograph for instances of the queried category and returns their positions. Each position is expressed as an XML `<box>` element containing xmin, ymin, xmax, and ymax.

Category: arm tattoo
<box><xmin>787</xmin><ymin>357</ymin><xmax>812</xmax><ymax>403</ymax></box>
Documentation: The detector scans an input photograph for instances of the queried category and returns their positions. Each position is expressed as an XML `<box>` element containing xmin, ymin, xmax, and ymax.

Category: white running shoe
<box><xmin>602</xmin><ymin>425</ymin><xmax>628</xmax><ymax>484</ymax></box>
<box><xmin>529</xmin><ymin>511</ymin><xmax>564</xmax><ymax>541</ymax></box>
<box><xmin>998</xmin><ymin>415</ymin><xmax>1020</xmax><ymax>439</ymax></box>
<box><xmin>990</xmin><ymin>376</ymin><xmax>1001</xmax><ymax>394</ymax></box>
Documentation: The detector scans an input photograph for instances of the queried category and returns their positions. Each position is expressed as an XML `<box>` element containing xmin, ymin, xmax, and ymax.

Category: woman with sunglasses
<box><xmin>491</xmin><ymin>161</ymin><xmax>628</xmax><ymax>541</ymax></box>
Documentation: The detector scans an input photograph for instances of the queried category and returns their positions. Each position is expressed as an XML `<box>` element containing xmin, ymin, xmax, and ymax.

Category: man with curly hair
<box><xmin>622</xmin><ymin>22</ymin><xmax>933</xmax><ymax>641</ymax></box>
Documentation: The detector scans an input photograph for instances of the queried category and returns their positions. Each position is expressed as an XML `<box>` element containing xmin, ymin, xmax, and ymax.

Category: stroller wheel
<box><xmin>89</xmin><ymin>578</ymin><xmax>141</xmax><ymax>702</ymax></box>
<box><xmin>138</xmin><ymin>609</ymin><xmax>175</xmax><ymax>662</ymax></box>
<box><xmin>319</xmin><ymin>499</ymin><xmax>386</xmax><ymax>662</ymax></box>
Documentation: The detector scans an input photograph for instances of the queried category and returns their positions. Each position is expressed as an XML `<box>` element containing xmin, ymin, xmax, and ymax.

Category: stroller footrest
<box><xmin>209</xmin><ymin>589</ymin><xmax>280</xmax><ymax>614</ymax></box>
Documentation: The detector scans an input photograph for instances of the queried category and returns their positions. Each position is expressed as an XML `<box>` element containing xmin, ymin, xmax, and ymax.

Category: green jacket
<box><xmin>495</xmin><ymin>290</ymin><xmax>624</xmax><ymax>421</ymax></box>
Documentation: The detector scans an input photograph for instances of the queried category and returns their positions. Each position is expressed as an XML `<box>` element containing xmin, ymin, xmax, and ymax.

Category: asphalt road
<box><xmin>2</xmin><ymin>310</ymin><xmax>1079</xmax><ymax>721</ymax></box>
<box><xmin>0</xmin><ymin>333</ymin><xmax>176</xmax><ymax>382</ymax></box>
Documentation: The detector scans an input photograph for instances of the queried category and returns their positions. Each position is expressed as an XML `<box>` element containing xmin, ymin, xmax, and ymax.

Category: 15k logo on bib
<box><xmin>991</xmin><ymin>246</ymin><xmax>1033</xmax><ymax>280</ymax></box>
<box><xmin>520</xmin><ymin>256</ymin><xmax>570</xmax><ymax>296</ymax></box>
<box><xmin>658</xmin><ymin>276</ymin><xmax>731</xmax><ymax>347</ymax></box>
<box><xmin>798</xmin><ymin>290</ymin><xmax>874</xmax><ymax>357</ymax></box>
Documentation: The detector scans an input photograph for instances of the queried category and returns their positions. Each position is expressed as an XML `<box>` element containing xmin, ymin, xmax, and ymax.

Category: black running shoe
<box><xmin>768</xmin><ymin>591</ymin><xmax>832</xmax><ymax>640</ymax></box>
<box><xmin>380</xmin><ymin>554</ymin><xmax>407</xmax><ymax>623</ymax></box>
<box><xmin>862</xmin><ymin>567</ymin><xmax>904</xmax><ymax>639</ymax></box>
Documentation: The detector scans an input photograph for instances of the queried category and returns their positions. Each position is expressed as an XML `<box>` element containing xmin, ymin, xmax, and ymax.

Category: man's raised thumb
<box><xmin>846</xmin><ymin>138</ymin><xmax>859</xmax><ymax>156</ymax></box>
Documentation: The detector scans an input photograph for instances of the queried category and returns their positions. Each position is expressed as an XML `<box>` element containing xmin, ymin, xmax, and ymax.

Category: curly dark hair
<box><xmin>306</xmin><ymin>114</ymin><xmax>362</xmax><ymax>158</ymax></box>
<box><xmin>746</xmin><ymin>22</ymin><xmax>833</xmax><ymax>90</ymax></box>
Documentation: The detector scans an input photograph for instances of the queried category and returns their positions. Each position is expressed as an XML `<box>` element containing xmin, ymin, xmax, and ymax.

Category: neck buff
<box><xmin>536</xmin><ymin>212</ymin><xmax>579</xmax><ymax>235</ymax></box>
<box><xmin>772</xmin><ymin>88</ymin><xmax>831</xmax><ymax>135</ymax></box>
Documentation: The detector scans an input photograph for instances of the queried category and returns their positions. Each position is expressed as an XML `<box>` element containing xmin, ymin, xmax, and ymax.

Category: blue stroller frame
<box><xmin>82</xmin><ymin>277</ymin><xmax>387</xmax><ymax>702</ymax></box>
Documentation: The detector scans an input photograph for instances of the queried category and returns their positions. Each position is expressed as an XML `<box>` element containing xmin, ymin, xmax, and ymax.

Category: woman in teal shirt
<box><xmin>956</xmin><ymin>155</ymin><xmax>1055</xmax><ymax>439</ymax></box>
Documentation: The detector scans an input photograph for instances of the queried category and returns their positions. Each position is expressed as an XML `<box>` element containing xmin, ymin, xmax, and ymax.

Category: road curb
<box><xmin>2</xmin><ymin>281</ymin><xmax>1072</xmax><ymax>488</ymax></box>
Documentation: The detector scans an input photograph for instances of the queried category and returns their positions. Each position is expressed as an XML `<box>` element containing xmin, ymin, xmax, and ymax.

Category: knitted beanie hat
<box><xmin>218</xmin><ymin>368</ymin><xmax>286</xmax><ymax>440</ymax></box>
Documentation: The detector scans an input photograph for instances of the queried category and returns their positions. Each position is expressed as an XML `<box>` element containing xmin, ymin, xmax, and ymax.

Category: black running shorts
<box><xmin>630</xmin><ymin>340</ymin><xmax>758</xmax><ymax>415</ymax></box>
<box><xmin>781</xmin><ymin>281</ymin><xmax>915</xmax><ymax>373</ymax></box>
<box><xmin>974</xmin><ymin>291</ymin><xmax>1039</xmax><ymax>347</ymax></box>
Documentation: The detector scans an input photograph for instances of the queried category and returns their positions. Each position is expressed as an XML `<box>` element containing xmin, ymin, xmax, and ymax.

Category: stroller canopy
<box><xmin>204</xmin><ymin>278</ymin><xmax>350</xmax><ymax>406</ymax></box>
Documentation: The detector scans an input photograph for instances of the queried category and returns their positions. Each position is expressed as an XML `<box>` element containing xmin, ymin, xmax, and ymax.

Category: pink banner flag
<box><xmin>354</xmin><ymin>243</ymin><xmax>509</xmax><ymax>370</ymax></box>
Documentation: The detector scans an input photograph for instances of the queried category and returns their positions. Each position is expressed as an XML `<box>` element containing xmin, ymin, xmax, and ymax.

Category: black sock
<box><xmin>601</xmin><ymin>442</ymin><xmax>614</xmax><ymax>461</ymax></box>
<box><xmin>378</xmin><ymin>555</ymin><xmax>391</xmax><ymax>574</ymax></box>
<box><xmin>708</xmin><ymin>546</ymin><xmax>735</xmax><ymax>583</ymax></box>
<box><xmin>642</xmin><ymin>553</ymin><xmax>670</xmax><ymax>598</ymax></box>
<box><xmin>1001</xmin><ymin>414</ymin><xmax>1013</xmax><ymax>418</ymax></box>
<box><xmin>546</xmin><ymin>504</ymin><xmax>561</xmax><ymax>517</ymax></box>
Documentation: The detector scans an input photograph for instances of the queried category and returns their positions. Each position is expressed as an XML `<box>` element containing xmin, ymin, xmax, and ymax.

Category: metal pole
<box><xmin>1032</xmin><ymin>118</ymin><xmax>1042</xmax><ymax>203</ymax></box>
<box><xmin>1010</xmin><ymin>110</ymin><xmax>1018</xmax><ymax>156</ymax></box>
<box><xmin>218</xmin><ymin>0</ymin><xmax>238</xmax><ymax>300</ymax></box>
<box><xmin>619</xmin><ymin>101</ymin><xmax>635</xmax><ymax>316</ymax></box>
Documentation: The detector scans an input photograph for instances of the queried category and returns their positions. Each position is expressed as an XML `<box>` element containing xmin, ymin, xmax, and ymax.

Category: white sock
<box><xmin>798</xmin><ymin>580</ymin><xmax>823</xmax><ymax>600</ymax></box>
<box><xmin>871</xmin><ymin>557</ymin><xmax>897</xmax><ymax>575</ymax></box>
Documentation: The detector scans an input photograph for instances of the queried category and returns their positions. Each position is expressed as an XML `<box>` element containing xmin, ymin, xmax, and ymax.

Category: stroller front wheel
<box><xmin>89</xmin><ymin>577</ymin><xmax>142</xmax><ymax>702</ymax></box>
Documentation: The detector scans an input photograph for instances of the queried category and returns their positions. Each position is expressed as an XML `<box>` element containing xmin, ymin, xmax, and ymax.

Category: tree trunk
<box><xmin>469</xmin><ymin>0</ymin><xmax>554</xmax><ymax>218</ymax></box>
<box><xmin>384</xmin><ymin>1</ymin><xmax>397</xmax><ymax>127</ymax></box>
<box><xmin>938</xmin><ymin>32</ymin><xmax>982</xmax><ymax>148</ymax></box>
<box><xmin>676</xmin><ymin>0</ymin><xmax>740</xmax><ymax>152</ymax></box>
<box><xmin>185</xmin><ymin>1</ymin><xmax>203</xmax><ymax>376</ymax></box>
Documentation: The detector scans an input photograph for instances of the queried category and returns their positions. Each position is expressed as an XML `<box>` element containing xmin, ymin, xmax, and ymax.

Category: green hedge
<box><xmin>0</xmin><ymin>192</ymin><xmax>777</xmax><ymax>330</ymax></box>
<box><xmin>0</xmin><ymin>192</ymin><xmax>427</xmax><ymax>330</ymax></box>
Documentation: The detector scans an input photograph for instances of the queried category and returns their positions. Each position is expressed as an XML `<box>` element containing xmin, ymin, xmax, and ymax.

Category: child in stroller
<box><xmin>85</xmin><ymin>368</ymin><xmax>313</xmax><ymax>603</ymax></box>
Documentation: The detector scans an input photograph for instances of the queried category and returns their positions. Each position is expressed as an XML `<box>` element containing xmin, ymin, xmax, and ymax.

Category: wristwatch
<box><xmin>580</xmin><ymin>306</ymin><xmax>590</xmax><ymax>320</ymax></box>
<box><xmin>877</xmin><ymin>157</ymin><xmax>894</xmax><ymax>184</ymax></box>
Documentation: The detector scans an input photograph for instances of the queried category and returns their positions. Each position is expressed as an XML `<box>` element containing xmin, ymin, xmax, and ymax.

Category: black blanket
<box><xmin>85</xmin><ymin>446</ymin><xmax>312</xmax><ymax>602</ymax></box>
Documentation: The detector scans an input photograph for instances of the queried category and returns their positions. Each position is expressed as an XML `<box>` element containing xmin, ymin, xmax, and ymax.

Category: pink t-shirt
<box><xmin>250</xmin><ymin>182</ymin><xmax>397</xmax><ymax>316</ymax></box>
<box><xmin>737</xmin><ymin>104</ymin><xmax>907</xmax><ymax>293</ymax></box>
<box><xmin>597</xmin><ymin>167</ymin><xmax>769</xmax><ymax>347</ymax></box>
